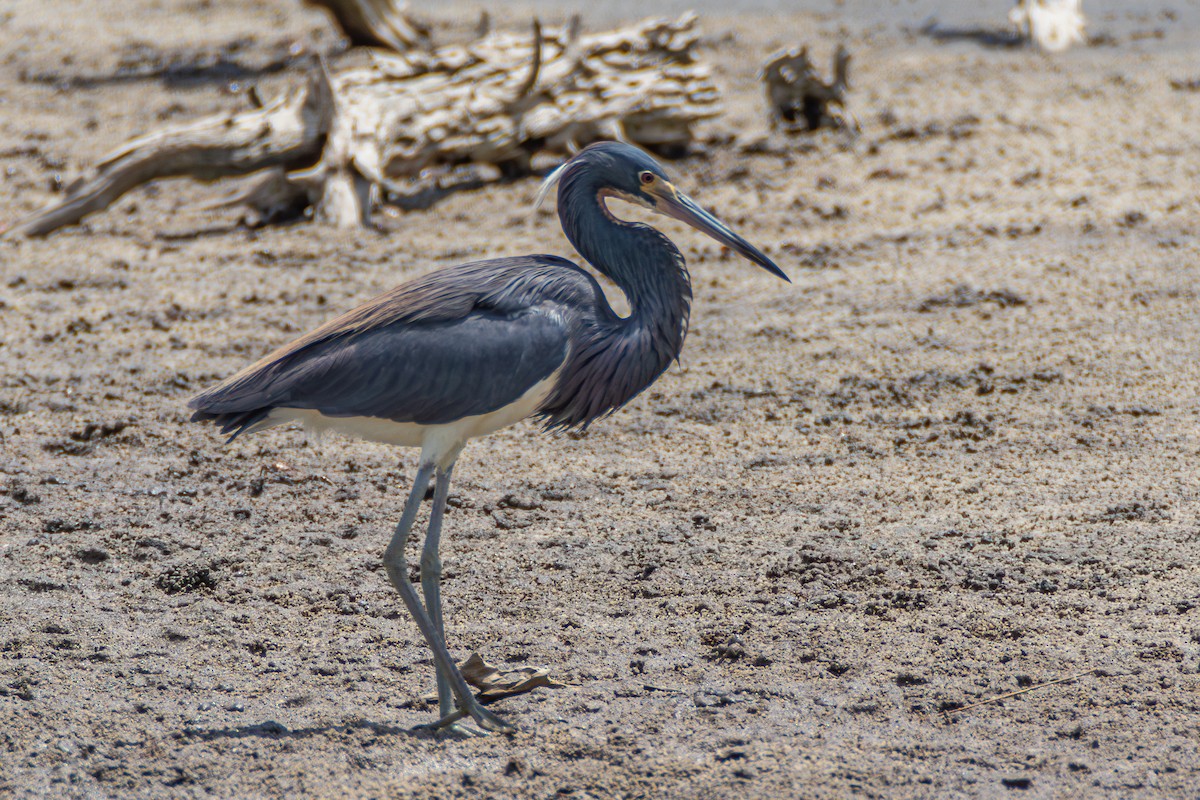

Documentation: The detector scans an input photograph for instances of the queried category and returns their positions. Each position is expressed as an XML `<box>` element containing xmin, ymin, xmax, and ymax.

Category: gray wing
<box><xmin>190</xmin><ymin>306</ymin><xmax>569</xmax><ymax>438</ymax></box>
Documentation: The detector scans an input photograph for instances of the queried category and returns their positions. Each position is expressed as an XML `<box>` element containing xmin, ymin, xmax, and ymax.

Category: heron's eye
<box><xmin>639</xmin><ymin>171</ymin><xmax>655</xmax><ymax>186</ymax></box>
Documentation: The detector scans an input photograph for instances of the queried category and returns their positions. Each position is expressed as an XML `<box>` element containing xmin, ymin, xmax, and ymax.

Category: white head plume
<box><xmin>533</xmin><ymin>162</ymin><xmax>567</xmax><ymax>212</ymax></box>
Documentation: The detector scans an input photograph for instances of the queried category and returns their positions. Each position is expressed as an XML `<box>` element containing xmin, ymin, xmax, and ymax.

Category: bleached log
<box><xmin>7</xmin><ymin>13</ymin><xmax>720</xmax><ymax>236</ymax></box>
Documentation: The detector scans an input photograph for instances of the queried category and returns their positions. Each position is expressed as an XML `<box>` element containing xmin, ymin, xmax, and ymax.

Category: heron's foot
<box><xmin>428</xmin><ymin>698</ymin><xmax>515</xmax><ymax>735</ymax></box>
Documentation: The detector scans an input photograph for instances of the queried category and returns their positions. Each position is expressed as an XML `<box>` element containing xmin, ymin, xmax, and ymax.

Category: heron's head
<box><xmin>538</xmin><ymin>141</ymin><xmax>790</xmax><ymax>282</ymax></box>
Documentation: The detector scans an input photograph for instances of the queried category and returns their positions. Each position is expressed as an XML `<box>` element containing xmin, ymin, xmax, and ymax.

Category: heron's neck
<box><xmin>536</xmin><ymin>169</ymin><xmax>693</xmax><ymax>430</ymax></box>
<box><xmin>558</xmin><ymin>174</ymin><xmax>692</xmax><ymax>345</ymax></box>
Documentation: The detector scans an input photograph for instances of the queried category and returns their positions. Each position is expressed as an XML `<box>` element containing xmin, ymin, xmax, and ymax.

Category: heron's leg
<box><xmin>383</xmin><ymin>462</ymin><xmax>513</xmax><ymax>734</ymax></box>
<box><xmin>421</xmin><ymin>463</ymin><xmax>454</xmax><ymax>719</ymax></box>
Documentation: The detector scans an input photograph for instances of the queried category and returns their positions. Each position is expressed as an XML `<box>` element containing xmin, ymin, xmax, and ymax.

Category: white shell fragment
<box><xmin>1009</xmin><ymin>0</ymin><xmax>1087</xmax><ymax>52</ymax></box>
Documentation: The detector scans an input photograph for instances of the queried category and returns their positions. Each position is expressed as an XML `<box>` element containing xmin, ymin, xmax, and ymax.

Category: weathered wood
<box><xmin>761</xmin><ymin>45</ymin><xmax>852</xmax><ymax>133</ymax></box>
<box><xmin>345</xmin><ymin>13</ymin><xmax>718</xmax><ymax>172</ymax></box>
<box><xmin>7</xmin><ymin>13</ymin><xmax>721</xmax><ymax>237</ymax></box>
<box><xmin>6</xmin><ymin>68</ymin><xmax>334</xmax><ymax>237</ymax></box>
<box><xmin>304</xmin><ymin>0</ymin><xmax>428</xmax><ymax>52</ymax></box>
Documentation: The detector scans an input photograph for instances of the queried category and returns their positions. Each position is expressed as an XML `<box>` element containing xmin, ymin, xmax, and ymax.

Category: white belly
<box><xmin>263</xmin><ymin>372</ymin><xmax>559</xmax><ymax>465</ymax></box>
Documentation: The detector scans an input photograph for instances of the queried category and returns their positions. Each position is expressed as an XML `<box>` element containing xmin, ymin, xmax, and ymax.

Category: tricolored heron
<box><xmin>189</xmin><ymin>141</ymin><xmax>789</xmax><ymax>734</ymax></box>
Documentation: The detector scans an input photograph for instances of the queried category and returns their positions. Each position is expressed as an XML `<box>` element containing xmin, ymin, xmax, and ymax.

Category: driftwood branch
<box><xmin>8</xmin><ymin>13</ymin><xmax>720</xmax><ymax>236</ymax></box>
<box><xmin>201</xmin><ymin>167</ymin><xmax>314</xmax><ymax>227</ymax></box>
<box><xmin>7</xmin><ymin>68</ymin><xmax>334</xmax><ymax>237</ymax></box>
<box><xmin>514</xmin><ymin>19</ymin><xmax>544</xmax><ymax>102</ymax></box>
<box><xmin>761</xmin><ymin>45</ymin><xmax>852</xmax><ymax>132</ymax></box>
<box><xmin>304</xmin><ymin>0</ymin><xmax>428</xmax><ymax>51</ymax></box>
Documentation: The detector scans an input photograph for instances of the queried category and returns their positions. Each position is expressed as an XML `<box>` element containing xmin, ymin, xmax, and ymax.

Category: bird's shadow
<box><xmin>180</xmin><ymin>717</ymin><xmax>444</xmax><ymax>742</ymax></box>
<box><xmin>913</xmin><ymin>20</ymin><xmax>1025</xmax><ymax>48</ymax></box>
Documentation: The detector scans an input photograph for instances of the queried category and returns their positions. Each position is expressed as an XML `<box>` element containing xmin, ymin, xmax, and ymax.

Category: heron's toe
<box><xmin>471</xmin><ymin>704</ymin><xmax>516</xmax><ymax>734</ymax></box>
<box><xmin>437</xmin><ymin>720</ymin><xmax>491</xmax><ymax>738</ymax></box>
<box><xmin>420</xmin><ymin>701</ymin><xmax>515</xmax><ymax>736</ymax></box>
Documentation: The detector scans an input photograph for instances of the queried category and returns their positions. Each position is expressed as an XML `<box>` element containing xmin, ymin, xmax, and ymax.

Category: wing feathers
<box><xmin>190</xmin><ymin>256</ymin><xmax>607</xmax><ymax>438</ymax></box>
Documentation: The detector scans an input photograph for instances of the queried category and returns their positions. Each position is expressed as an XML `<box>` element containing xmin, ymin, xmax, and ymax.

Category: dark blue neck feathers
<box><xmin>538</xmin><ymin>160</ymin><xmax>693</xmax><ymax>430</ymax></box>
<box><xmin>557</xmin><ymin>162</ymin><xmax>692</xmax><ymax>336</ymax></box>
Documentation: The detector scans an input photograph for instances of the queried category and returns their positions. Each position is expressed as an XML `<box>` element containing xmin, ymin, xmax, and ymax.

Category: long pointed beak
<box><xmin>655</xmin><ymin>188</ymin><xmax>790</xmax><ymax>282</ymax></box>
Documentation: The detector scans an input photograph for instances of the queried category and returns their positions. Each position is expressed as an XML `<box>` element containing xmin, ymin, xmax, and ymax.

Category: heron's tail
<box><xmin>188</xmin><ymin>406</ymin><xmax>277</xmax><ymax>443</ymax></box>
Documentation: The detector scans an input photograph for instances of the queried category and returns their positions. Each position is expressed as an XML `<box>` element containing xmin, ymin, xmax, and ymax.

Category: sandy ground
<box><xmin>2</xmin><ymin>1</ymin><xmax>1200</xmax><ymax>797</ymax></box>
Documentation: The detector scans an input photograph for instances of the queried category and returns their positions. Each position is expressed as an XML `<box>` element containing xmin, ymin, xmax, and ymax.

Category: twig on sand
<box><xmin>643</xmin><ymin>684</ymin><xmax>683</xmax><ymax>694</ymax></box>
<box><xmin>943</xmin><ymin>670</ymin><xmax>1099</xmax><ymax>718</ymax></box>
